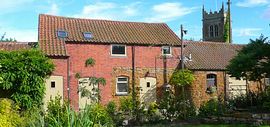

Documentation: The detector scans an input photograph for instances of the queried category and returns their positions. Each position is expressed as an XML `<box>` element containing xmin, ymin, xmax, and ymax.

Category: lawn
<box><xmin>142</xmin><ymin>124</ymin><xmax>270</xmax><ymax>127</ymax></box>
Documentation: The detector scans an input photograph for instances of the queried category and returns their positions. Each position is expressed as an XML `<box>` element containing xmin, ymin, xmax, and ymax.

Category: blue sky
<box><xmin>0</xmin><ymin>0</ymin><xmax>269</xmax><ymax>44</ymax></box>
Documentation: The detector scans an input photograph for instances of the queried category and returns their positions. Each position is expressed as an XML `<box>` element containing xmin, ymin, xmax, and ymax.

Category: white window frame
<box><xmin>116</xmin><ymin>77</ymin><xmax>129</xmax><ymax>95</ymax></box>
<box><xmin>111</xmin><ymin>44</ymin><xmax>127</xmax><ymax>57</ymax></box>
<box><xmin>162</xmin><ymin>46</ymin><xmax>172</xmax><ymax>56</ymax></box>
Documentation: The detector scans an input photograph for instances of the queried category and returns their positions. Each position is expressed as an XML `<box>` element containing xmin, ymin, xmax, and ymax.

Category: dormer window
<box><xmin>83</xmin><ymin>32</ymin><xmax>93</xmax><ymax>39</ymax></box>
<box><xmin>57</xmin><ymin>30</ymin><xmax>67</xmax><ymax>38</ymax></box>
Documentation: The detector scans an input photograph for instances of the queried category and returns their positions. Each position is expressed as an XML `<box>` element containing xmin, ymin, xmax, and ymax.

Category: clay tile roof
<box><xmin>0</xmin><ymin>42</ymin><xmax>32</xmax><ymax>51</ymax></box>
<box><xmin>184</xmin><ymin>41</ymin><xmax>244</xmax><ymax>70</ymax></box>
<box><xmin>38</xmin><ymin>14</ymin><xmax>181</xmax><ymax>56</ymax></box>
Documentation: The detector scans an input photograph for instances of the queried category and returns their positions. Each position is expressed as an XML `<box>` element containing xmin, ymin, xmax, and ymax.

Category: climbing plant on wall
<box><xmin>77</xmin><ymin>57</ymin><xmax>106</xmax><ymax>103</ymax></box>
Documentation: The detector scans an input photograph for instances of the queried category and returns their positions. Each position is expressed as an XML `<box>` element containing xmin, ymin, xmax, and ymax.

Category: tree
<box><xmin>0</xmin><ymin>33</ymin><xmax>17</xmax><ymax>42</ymax></box>
<box><xmin>0</xmin><ymin>49</ymin><xmax>54</xmax><ymax>110</ymax></box>
<box><xmin>168</xmin><ymin>69</ymin><xmax>195</xmax><ymax>119</ymax></box>
<box><xmin>227</xmin><ymin>35</ymin><xmax>270</xmax><ymax>91</ymax></box>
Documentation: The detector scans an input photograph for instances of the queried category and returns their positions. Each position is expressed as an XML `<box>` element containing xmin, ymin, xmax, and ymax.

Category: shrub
<box><xmin>119</xmin><ymin>96</ymin><xmax>134</xmax><ymax>114</ymax></box>
<box><xmin>0</xmin><ymin>49</ymin><xmax>54</xmax><ymax>110</ymax></box>
<box><xmin>84</xmin><ymin>104</ymin><xmax>114</xmax><ymax>126</ymax></box>
<box><xmin>228</xmin><ymin>89</ymin><xmax>270</xmax><ymax>112</ymax></box>
<box><xmin>199</xmin><ymin>99</ymin><xmax>225</xmax><ymax>117</ymax></box>
<box><xmin>45</xmin><ymin>95</ymin><xmax>114</xmax><ymax>127</ymax></box>
<box><xmin>45</xmin><ymin>95</ymin><xmax>69</xmax><ymax>126</ymax></box>
<box><xmin>159</xmin><ymin>89</ymin><xmax>177</xmax><ymax>121</ymax></box>
<box><xmin>0</xmin><ymin>98</ymin><xmax>22</xmax><ymax>127</ymax></box>
<box><xmin>21</xmin><ymin>106</ymin><xmax>45</xmax><ymax>127</ymax></box>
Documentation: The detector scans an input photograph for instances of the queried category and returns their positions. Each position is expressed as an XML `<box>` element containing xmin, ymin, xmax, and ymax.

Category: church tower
<box><xmin>202</xmin><ymin>0</ymin><xmax>232</xmax><ymax>43</ymax></box>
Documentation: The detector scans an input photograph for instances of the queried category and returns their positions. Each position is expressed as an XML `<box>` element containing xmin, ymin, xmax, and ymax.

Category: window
<box><xmin>57</xmin><ymin>30</ymin><xmax>68</xmax><ymax>38</ymax></box>
<box><xmin>162</xmin><ymin>46</ymin><xmax>172</xmax><ymax>55</ymax></box>
<box><xmin>206</xmin><ymin>74</ymin><xmax>217</xmax><ymax>92</ymax></box>
<box><xmin>209</xmin><ymin>25</ymin><xmax>214</xmax><ymax>37</ymax></box>
<box><xmin>111</xmin><ymin>45</ymin><xmax>126</xmax><ymax>56</ymax></box>
<box><xmin>147</xmin><ymin>82</ymin><xmax>150</xmax><ymax>87</ymax></box>
<box><xmin>83</xmin><ymin>32</ymin><xmax>93</xmax><ymax>39</ymax></box>
<box><xmin>214</xmin><ymin>25</ymin><xmax>219</xmax><ymax>37</ymax></box>
<box><xmin>51</xmin><ymin>81</ymin><xmax>56</xmax><ymax>88</ymax></box>
<box><xmin>116</xmin><ymin>77</ymin><xmax>128</xmax><ymax>95</ymax></box>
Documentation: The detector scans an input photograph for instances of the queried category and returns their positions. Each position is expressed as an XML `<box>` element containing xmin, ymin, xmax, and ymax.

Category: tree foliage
<box><xmin>0</xmin><ymin>49</ymin><xmax>54</xmax><ymax>110</ymax></box>
<box><xmin>169</xmin><ymin>69</ymin><xmax>195</xmax><ymax>86</ymax></box>
<box><xmin>227</xmin><ymin>35</ymin><xmax>270</xmax><ymax>82</ymax></box>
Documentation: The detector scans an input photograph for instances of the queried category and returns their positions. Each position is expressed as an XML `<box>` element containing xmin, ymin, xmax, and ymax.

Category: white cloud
<box><xmin>146</xmin><ymin>2</ymin><xmax>197</xmax><ymax>22</ymax></box>
<box><xmin>123</xmin><ymin>2</ymin><xmax>141</xmax><ymax>16</ymax></box>
<box><xmin>46</xmin><ymin>3</ymin><xmax>59</xmax><ymax>15</ymax></box>
<box><xmin>73</xmin><ymin>2</ymin><xmax>117</xmax><ymax>20</ymax></box>
<box><xmin>236</xmin><ymin>0</ymin><xmax>269</xmax><ymax>7</ymax></box>
<box><xmin>234</xmin><ymin>28</ymin><xmax>262</xmax><ymax>37</ymax></box>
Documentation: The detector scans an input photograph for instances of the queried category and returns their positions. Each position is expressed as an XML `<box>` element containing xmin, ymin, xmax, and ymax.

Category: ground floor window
<box><xmin>206</xmin><ymin>74</ymin><xmax>217</xmax><ymax>93</ymax></box>
<box><xmin>116</xmin><ymin>77</ymin><xmax>128</xmax><ymax>95</ymax></box>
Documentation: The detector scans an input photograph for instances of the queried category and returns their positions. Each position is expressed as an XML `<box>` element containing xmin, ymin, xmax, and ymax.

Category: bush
<box><xmin>0</xmin><ymin>98</ymin><xmax>22</xmax><ymax>127</ymax></box>
<box><xmin>21</xmin><ymin>106</ymin><xmax>45</xmax><ymax>127</ymax></box>
<box><xmin>199</xmin><ymin>99</ymin><xmax>225</xmax><ymax>117</ymax></box>
<box><xmin>0</xmin><ymin>49</ymin><xmax>54</xmax><ymax>110</ymax></box>
<box><xmin>119</xmin><ymin>96</ymin><xmax>134</xmax><ymax>114</ymax></box>
<box><xmin>45</xmin><ymin>95</ymin><xmax>114</xmax><ymax>127</ymax></box>
<box><xmin>45</xmin><ymin>95</ymin><xmax>69</xmax><ymax>126</ymax></box>
<box><xmin>228</xmin><ymin>89</ymin><xmax>270</xmax><ymax>112</ymax></box>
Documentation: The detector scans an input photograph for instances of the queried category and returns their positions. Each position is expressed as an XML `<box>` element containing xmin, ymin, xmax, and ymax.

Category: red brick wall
<box><xmin>50</xmin><ymin>44</ymin><xmax>232</xmax><ymax>109</ymax></box>
<box><xmin>190</xmin><ymin>71</ymin><xmax>226</xmax><ymax>107</ymax></box>
<box><xmin>50</xmin><ymin>58</ymin><xmax>68</xmax><ymax>99</ymax></box>
<box><xmin>64</xmin><ymin>43</ymin><xmax>181</xmax><ymax>109</ymax></box>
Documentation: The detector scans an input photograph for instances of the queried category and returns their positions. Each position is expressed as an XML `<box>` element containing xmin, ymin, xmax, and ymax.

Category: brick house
<box><xmin>39</xmin><ymin>14</ymin><xmax>183</xmax><ymax>109</ymax></box>
<box><xmin>38</xmin><ymin>14</ymin><xmax>254</xmax><ymax>109</ymax></box>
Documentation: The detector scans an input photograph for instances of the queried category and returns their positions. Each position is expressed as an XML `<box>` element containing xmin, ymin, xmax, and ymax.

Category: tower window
<box><xmin>214</xmin><ymin>25</ymin><xmax>219</xmax><ymax>37</ymax></box>
<box><xmin>209</xmin><ymin>25</ymin><xmax>214</xmax><ymax>37</ymax></box>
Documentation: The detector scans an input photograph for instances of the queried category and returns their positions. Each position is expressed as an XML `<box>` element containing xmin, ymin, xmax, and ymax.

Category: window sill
<box><xmin>111</xmin><ymin>55</ymin><xmax>127</xmax><ymax>58</ymax></box>
<box><xmin>161</xmin><ymin>54</ymin><xmax>173</xmax><ymax>58</ymax></box>
<box><xmin>115</xmin><ymin>93</ymin><xmax>128</xmax><ymax>96</ymax></box>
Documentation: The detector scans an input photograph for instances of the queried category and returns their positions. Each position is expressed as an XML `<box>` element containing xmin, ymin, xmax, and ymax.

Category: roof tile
<box><xmin>184</xmin><ymin>41</ymin><xmax>244</xmax><ymax>70</ymax></box>
<box><xmin>38</xmin><ymin>14</ymin><xmax>181</xmax><ymax>56</ymax></box>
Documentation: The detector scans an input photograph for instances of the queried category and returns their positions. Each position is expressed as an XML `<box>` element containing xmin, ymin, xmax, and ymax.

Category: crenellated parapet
<box><xmin>203</xmin><ymin>3</ymin><xmax>225</xmax><ymax>19</ymax></box>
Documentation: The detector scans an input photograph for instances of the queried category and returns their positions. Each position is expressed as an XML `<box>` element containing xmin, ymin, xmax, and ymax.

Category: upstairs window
<box><xmin>209</xmin><ymin>25</ymin><xmax>214</xmax><ymax>37</ymax></box>
<box><xmin>162</xmin><ymin>46</ymin><xmax>172</xmax><ymax>55</ymax></box>
<box><xmin>111</xmin><ymin>45</ymin><xmax>126</xmax><ymax>56</ymax></box>
<box><xmin>57</xmin><ymin>30</ymin><xmax>68</xmax><ymax>38</ymax></box>
<box><xmin>116</xmin><ymin>77</ymin><xmax>129</xmax><ymax>95</ymax></box>
<box><xmin>83</xmin><ymin>32</ymin><xmax>93</xmax><ymax>39</ymax></box>
<box><xmin>206</xmin><ymin>74</ymin><xmax>217</xmax><ymax>93</ymax></box>
<box><xmin>214</xmin><ymin>25</ymin><xmax>219</xmax><ymax>37</ymax></box>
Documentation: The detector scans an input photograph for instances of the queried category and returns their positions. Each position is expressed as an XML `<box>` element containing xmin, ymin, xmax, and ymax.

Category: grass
<box><xmin>142</xmin><ymin>124</ymin><xmax>270</xmax><ymax>127</ymax></box>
